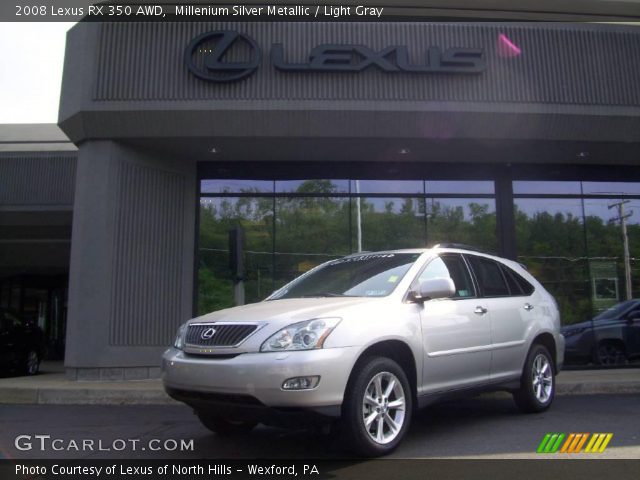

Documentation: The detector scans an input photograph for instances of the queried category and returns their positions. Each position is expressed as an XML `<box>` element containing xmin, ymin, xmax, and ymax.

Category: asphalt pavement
<box><xmin>0</xmin><ymin>394</ymin><xmax>638</xmax><ymax>460</ymax></box>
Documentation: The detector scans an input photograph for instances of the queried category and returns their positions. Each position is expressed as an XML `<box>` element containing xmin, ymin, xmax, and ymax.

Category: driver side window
<box><xmin>416</xmin><ymin>255</ymin><xmax>475</xmax><ymax>298</ymax></box>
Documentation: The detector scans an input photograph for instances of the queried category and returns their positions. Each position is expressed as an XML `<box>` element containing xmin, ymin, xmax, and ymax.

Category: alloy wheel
<box><xmin>531</xmin><ymin>353</ymin><xmax>553</xmax><ymax>403</ymax></box>
<box><xmin>361</xmin><ymin>371</ymin><xmax>406</xmax><ymax>444</ymax></box>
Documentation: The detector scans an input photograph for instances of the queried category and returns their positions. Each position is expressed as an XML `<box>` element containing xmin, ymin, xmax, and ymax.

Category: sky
<box><xmin>0</xmin><ymin>22</ymin><xmax>75</xmax><ymax>124</ymax></box>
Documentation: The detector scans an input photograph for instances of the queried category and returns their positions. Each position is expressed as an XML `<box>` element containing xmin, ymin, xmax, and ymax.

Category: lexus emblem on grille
<box><xmin>201</xmin><ymin>327</ymin><xmax>217</xmax><ymax>340</ymax></box>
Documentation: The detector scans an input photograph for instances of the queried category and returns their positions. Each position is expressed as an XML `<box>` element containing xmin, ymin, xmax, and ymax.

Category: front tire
<box><xmin>513</xmin><ymin>344</ymin><xmax>555</xmax><ymax>413</ymax></box>
<box><xmin>595</xmin><ymin>341</ymin><xmax>626</xmax><ymax>366</ymax></box>
<box><xmin>195</xmin><ymin>412</ymin><xmax>257</xmax><ymax>436</ymax></box>
<box><xmin>342</xmin><ymin>357</ymin><xmax>412</xmax><ymax>457</ymax></box>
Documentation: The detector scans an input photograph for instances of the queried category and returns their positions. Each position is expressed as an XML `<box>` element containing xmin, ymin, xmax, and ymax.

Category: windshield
<box><xmin>269</xmin><ymin>253</ymin><xmax>421</xmax><ymax>299</ymax></box>
<box><xmin>593</xmin><ymin>300</ymin><xmax>638</xmax><ymax>321</ymax></box>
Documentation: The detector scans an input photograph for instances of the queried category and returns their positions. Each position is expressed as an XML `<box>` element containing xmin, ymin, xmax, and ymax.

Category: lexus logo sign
<box><xmin>185</xmin><ymin>30</ymin><xmax>261</xmax><ymax>82</ymax></box>
<box><xmin>185</xmin><ymin>30</ymin><xmax>486</xmax><ymax>82</ymax></box>
<box><xmin>201</xmin><ymin>327</ymin><xmax>217</xmax><ymax>340</ymax></box>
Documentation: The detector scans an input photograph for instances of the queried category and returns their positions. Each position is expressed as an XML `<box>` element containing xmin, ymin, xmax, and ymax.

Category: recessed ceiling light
<box><xmin>209</xmin><ymin>147</ymin><xmax>220</xmax><ymax>154</ymax></box>
<box><xmin>398</xmin><ymin>148</ymin><xmax>410</xmax><ymax>155</ymax></box>
<box><xmin>577</xmin><ymin>151</ymin><xmax>589</xmax><ymax>158</ymax></box>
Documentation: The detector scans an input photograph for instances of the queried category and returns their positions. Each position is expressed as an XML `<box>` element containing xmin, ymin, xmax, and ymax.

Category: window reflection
<box><xmin>198</xmin><ymin>181</ymin><xmax>498</xmax><ymax>313</ymax></box>
<box><xmin>276</xmin><ymin>179</ymin><xmax>349</xmax><ymax>193</ymax></box>
<box><xmin>514</xmin><ymin>198</ymin><xmax>589</xmax><ymax>325</ymax></box>
<box><xmin>200</xmin><ymin>179</ymin><xmax>273</xmax><ymax>194</ymax></box>
<box><xmin>274</xmin><ymin>196</ymin><xmax>350</xmax><ymax>290</ymax></box>
<box><xmin>582</xmin><ymin>182</ymin><xmax>640</xmax><ymax>196</ymax></box>
<box><xmin>513</xmin><ymin>181</ymin><xmax>581</xmax><ymax>195</ymax></box>
<box><xmin>425</xmin><ymin>181</ymin><xmax>494</xmax><ymax>194</ymax></box>
<box><xmin>198</xmin><ymin>197</ymin><xmax>274</xmax><ymax>313</ymax></box>
<box><xmin>426</xmin><ymin>198</ymin><xmax>497</xmax><ymax>252</ymax></box>
<box><xmin>354</xmin><ymin>198</ymin><xmax>426</xmax><ymax>251</ymax></box>
<box><xmin>514</xmin><ymin>186</ymin><xmax>640</xmax><ymax>367</ymax></box>
<box><xmin>351</xmin><ymin>180</ymin><xmax>423</xmax><ymax>194</ymax></box>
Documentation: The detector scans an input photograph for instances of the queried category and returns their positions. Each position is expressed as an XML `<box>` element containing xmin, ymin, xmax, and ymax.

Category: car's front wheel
<box><xmin>195</xmin><ymin>412</ymin><xmax>257</xmax><ymax>436</ymax></box>
<box><xmin>595</xmin><ymin>341</ymin><xmax>627</xmax><ymax>366</ymax></box>
<box><xmin>513</xmin><ymin>344</ymin><xmax>555</xmax><ymax>413</ymax></box>
<box><xmin>342</xmin><ymin>357</ymin><xmax>412</xmax><ymax>457</ymax></box>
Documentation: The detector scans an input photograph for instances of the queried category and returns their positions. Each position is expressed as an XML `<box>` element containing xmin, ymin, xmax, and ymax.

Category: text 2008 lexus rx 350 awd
<box><xmin>163</xmin><ymin>245</ymin><xmax>564</xmax><ymax>456</ymax></box>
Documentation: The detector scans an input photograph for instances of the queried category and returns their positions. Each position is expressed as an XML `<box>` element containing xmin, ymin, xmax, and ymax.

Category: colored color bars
<box><xmin>537</xmin><ymin>433</ymin><xmax>613</xmax><ymax>453</ymax></box>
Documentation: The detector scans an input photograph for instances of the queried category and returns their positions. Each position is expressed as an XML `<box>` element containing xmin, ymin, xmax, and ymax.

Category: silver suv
<box><xmin>163</xmin><ymin>245</ymin><xmax>564</xmax><ymax>456</ymax></box>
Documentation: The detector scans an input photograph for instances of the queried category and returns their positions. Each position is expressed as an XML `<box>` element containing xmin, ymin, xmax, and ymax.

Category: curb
<box><xmin>556</xmin><ymin>382</ymin><xmax>640</xmax><ymax>395</ymax></box>
<box><xmin>0</xmin><ymin>387</ymin><xmax>178</xmax><ymax>405</ymax></box>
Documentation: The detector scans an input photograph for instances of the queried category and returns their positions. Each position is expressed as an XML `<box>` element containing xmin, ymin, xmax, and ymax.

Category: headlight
<box><xmin>173</xmin><ymin>323</ymin><xmax>188</xmax><ymax>350</ymax></box>
<box><xmin>260</xmin><ymin>318</ymin><xmax>341</xmax><ymax>352</ymax></box>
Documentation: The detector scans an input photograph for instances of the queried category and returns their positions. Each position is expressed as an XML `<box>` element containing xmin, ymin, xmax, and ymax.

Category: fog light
<box><xmin>282</xmin><ymin>376</ymin><xmax>320</xmax><ymax>390</ymax></box>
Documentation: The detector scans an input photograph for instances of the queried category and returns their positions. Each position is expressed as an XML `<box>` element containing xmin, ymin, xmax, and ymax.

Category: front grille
<box><xmin>185</xmin><ymin>323</ymin><xmax>258</xmax><ymax>347</ymax></box>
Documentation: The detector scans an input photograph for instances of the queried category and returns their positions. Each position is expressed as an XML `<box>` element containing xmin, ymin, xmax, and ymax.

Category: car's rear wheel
<box><xmin>342</xmin><ymin>357</ymin><xmax>412</xmax><ymax>457</ymax></box>
<box><xmin>195</xmin><ymin>412</ymin><xmax>257</xmax><ymax>436</ymax></box>
<box><xmin>595</xmin><ymin>341</ymin><xmax>627</xmax><ymax>366</ymax></box>
<box><xmin>24</xmin><ymin>350</ymin><xmax>40</xmax><ymax>376</ymax></box>
<box><xmin>513</xmin><ymin>344</ymin><xmax>555</xmax><ymax>413</ymax></box>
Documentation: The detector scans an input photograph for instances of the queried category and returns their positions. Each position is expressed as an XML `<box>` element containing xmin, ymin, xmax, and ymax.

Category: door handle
<box><xmin>474</xmin><ymin>306</ymin><xmax>488</xmax><ymax>315</ymax></box>
<box><xmin>524</xmin><ymin>303</ymin><xmax>534</xmax><ymax>311</ymax></box>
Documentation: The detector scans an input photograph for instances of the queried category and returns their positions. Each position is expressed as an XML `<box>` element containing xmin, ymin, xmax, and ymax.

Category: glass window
<box><xmin>514</xmin><ymin>198</ymin><xmax>589</xmax><ymax>324</ymax></box>
<box><xmin>270</xmin><ymin>253</ymin><xmax>421</xmax><ymax>299</ymax></box>
<box><xmin>508</xmin><ymin>267</ymin><xmax>534</xmax><ymax>296</ymax></box>
<box><xmin>513</xmin><ymin>181</ymin><xmax>581</xmax><ymax>195</ymax></box>
<box><xmin>425</xmin><ymin>181</ymin><xmax>494</xmax><ymax>194</ymax></box>
<box><xmin>426</xmin><ymin>198</ymin><xmax>497</xmax><ymax>252</ymax></box>
<box><xmin>351</xmin><ymin>180</ymin><xmax>424</xmax><ymax>194</ymax></box>
<box><xmin>197</xmin><ymin>178</ymin><xmax>497</xmax><ymax>316</ymax></box>
<box><xmin>417</xmin><ymin>255</ymin><xmax>475</xmax><ymax>298</ymax></box>
<box><xmin>501</xmin><ymin>266</ymin><xmax>523</xmax><ymax>295</ymax></box>
<box><xmin>583</xmin><ymin>198</ymin><xmax>639</xmax><ymax>312</ymax></box>
<box><xmin>467</xmin><ymin>256</ymin><xmax>510</xmax><ymax>297</ymax></box>
<box><xmin>200</xmin><ymin>180</ymin><xmax>273</xmax><ymax>194</ymax></box>
<box><xmin>274</xmin><ymin>196</ymin><xmax>350</xmax><ymax>291</ymax></box>
<box><xmin>276</xmin><ymin>179</ymin><xmax>349</xmax><ymax>193</ymax></box>
<box><xmin>582</xmin><ymin>182</ymin><xmax>640</xmax><ymax>196</ymax></box>
<box><xmin>354</xmin><ymin>197</ymin><xmax>426</xmax><ymax>252</ymax></box>
<box><xmin>198</xmin><ymin>197</ymin><xmax>274</xmax><ymax>314</ymax></box>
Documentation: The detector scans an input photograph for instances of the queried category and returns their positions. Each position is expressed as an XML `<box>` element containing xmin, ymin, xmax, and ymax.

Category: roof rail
<box><xmin>431</xmin><ymin>243</ymin><xmax>494</xmax><ymax>255</ymax></box>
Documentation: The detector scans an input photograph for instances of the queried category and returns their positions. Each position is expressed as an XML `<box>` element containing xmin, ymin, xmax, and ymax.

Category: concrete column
<box><xmin>64</xmin><ymin>141</ymin><xmax>196</xmax><ymax>380</ymax></box>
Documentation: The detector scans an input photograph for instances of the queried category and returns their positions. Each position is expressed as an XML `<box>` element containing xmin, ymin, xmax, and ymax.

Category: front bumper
<box><xmin>162</xmin><ymin>346</ymin><xmax>360</xmax><ymax>411</ymax></box>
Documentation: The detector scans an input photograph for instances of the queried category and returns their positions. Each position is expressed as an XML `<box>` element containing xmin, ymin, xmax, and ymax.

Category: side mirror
<box><xmin>412</xmin><ymin>277</ymin><xmax>456</xmax><ymax>302</ymax></box>
<box><xmin>627</xmin><ymin>310</ymin><xmax>640</xmax><ymax>322</ymax></box>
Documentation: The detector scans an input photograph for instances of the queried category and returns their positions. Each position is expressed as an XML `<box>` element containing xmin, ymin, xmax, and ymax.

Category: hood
<box><xmin>561</xmin><ymin>318</ymin><xmax>621</xmax><ymax>331</ymax></box>
<box><xmin>190</xmin><ymin>297</ymin><xmax>377</xmax><ymax>328</ymax></box>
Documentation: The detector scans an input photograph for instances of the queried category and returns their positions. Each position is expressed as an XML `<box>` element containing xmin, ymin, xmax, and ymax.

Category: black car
<box><xmin>562</xmin><ymin>300</ymin><xmax>640</xmax><ymax>365</ymax></box>
<box><xmin>0</xmin><ymin>309</ymin><xmax>46</xmax><ymax>376</ymax></box>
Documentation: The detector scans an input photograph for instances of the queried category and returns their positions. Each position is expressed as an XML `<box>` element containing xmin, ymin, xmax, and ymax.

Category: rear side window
<box><xmin>501</xmin><ymin>265</ymin><xmax>535</xmax><ymax>296</ymax></box>
<box><xmin>466</xmin><ymin>256</ymin><xmax>510</xmax><ymax>297</ymax></box>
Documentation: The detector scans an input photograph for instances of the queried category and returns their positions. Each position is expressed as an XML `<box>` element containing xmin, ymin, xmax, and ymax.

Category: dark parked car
<box><xmin>0</xmin><ymin>309</ymin><xmax>46</xmax><ymax>376</ymax></box>
<box><xmin>562</xmin><ymin>300</ymin><xmax>640</xmax><ymax>365</ymax></box>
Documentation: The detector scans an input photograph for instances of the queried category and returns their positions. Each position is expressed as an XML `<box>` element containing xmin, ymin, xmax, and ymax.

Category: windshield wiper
<box><xmin>299</xmin><ymin>292</ymin><xmax>350</xmax><ymax>298</ymax></box>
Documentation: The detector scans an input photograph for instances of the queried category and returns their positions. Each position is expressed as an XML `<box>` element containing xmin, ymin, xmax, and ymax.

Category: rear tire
<box><xmin>341</xmin><ymin>357</ymin><xmax>412</xmax><ymax>457</ymax></box>
<box><xmin>24</xmin><ymin>350</ymin><xmax>40</xmax><ymax>376</ymax></box>
<box><xmin>195</xmin><ymin>412</ymin><xmax>257</xmax><ymax>436</ymax></box>
<box><xmin>513</xmin><ymin>344</ymin><xmax>555</xmax><ymax>413</ymax></box>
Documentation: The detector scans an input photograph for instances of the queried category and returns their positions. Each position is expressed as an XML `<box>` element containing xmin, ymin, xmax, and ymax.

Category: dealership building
<box><xmin>1</xmin><ymin>7</ymin><xmax>639</xmax><ymax>379</ymax></box>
